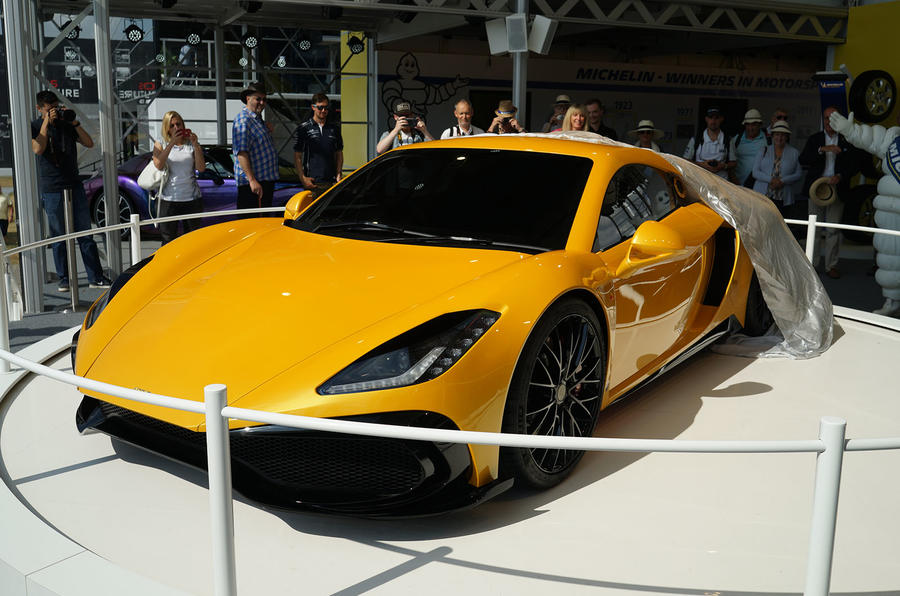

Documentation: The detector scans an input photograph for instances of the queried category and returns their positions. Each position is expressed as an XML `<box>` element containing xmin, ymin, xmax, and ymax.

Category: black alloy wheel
<box><xmin>743</xmin><ymin>273</ymin><xmax>775</xmax><ymax>337</ymax></box>
<box><xmin>501</xmin><ymin>298</ymin><xmax>606</xmax><ymax>489</ymax></box>
<box><xmin>91</xmin><ymin>191</ymin><xmax>135</xmax><ymax>239</ymax></box>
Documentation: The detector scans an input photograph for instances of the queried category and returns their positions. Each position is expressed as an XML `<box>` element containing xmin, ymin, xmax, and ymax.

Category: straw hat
<box><xmin>770</xmin><ymin>121</ymin><xmax>792</xmax><ymax>136</ymax></box>
<box><xmin>553</xmin><ymin>94</ymin><xmax>572</xmax><ymax>105</ymax></box>
<box><xmin>495</xmin><ymin>100</ymin><xmax>518</xmax><ymax>118</ymax></box>
<box><xmin>628</xmin><ymin>120</ymin><xmax>663</xmax><ymax>140</ymax></box>
<box><xmin>809</xmin><ymin>176</ymin><xmax>838</xmax><ymax>207</ymax></box>
<box><xmin>742</xmin><ymin>108</ymin><xmax>763</xmax><ymax>124</ymax></box>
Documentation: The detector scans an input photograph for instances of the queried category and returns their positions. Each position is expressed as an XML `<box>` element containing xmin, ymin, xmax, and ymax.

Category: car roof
<box><xmin>395</xmin><ymin>132</ymin><xmax>680</xmax><ymax>176</ymax></box>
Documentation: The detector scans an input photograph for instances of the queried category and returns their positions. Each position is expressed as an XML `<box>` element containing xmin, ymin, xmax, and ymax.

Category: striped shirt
<box><xmin>232</xmin><ymin>108</ymin><xmax>279</xmax><ymax>184</ymax></box>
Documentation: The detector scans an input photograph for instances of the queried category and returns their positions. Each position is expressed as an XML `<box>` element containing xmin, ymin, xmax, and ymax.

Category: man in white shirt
<box><xmin>682</xmin><ymin>106</ymin><xmax>736</xmax><ymax>179</ymax></box>
<box><xmin>440</xmin><ymin>99</ymin><xmax>484</xmax><ymax>139</ymax></box>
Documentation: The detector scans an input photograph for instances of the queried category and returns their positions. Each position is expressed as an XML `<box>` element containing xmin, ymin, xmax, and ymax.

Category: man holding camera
<box><xmin>31</xmin><ymin>90</ymin><xmax>110</xmax><ymax>292</ymax></box>
<box><xmin>487</xmin><ymin>100</ymin><xmax>526</xmax><ymax>135</ymax></box>
<box><xmin>376</xmin><ymin>101</ymin><xmax>434</xmax><ymax>155</ymax></box>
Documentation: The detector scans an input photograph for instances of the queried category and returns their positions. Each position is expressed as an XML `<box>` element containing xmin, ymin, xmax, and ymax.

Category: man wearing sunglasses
<box><xmin>767</xmin><ymin>108</ymin><xmax>789</xmax><ymax>135</ymax></box>
<box><xmin>293</xmin><ymin>93</ymin><xmax>344</xmax><ymax>198</ymax></box>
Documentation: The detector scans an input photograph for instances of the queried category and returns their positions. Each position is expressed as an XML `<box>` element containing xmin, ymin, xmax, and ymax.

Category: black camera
<box><xmin>403</xmin><ymin>117</ymin><xmax>418</xmax><ymax>127</ymax></box>
<box><xmin>54</xmin><ymin>107</ymin><xmax>77</xmax><ymax>123</ymax></box>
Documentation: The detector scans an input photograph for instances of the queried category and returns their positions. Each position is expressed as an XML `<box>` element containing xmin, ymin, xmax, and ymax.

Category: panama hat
<box><xmin>809</xmin><ymin>176</ymin><xmax>838</xmax><ymax>207</ymax></box>
<box><xmin>495</xmin><ymin>99</ymin><xmax>518</xmax><ymax>118</ymax></box>
<box><xmin>240</xmin><ymin>81</ymin><xmax>267</xmax><ymax>104</ymax></box>
<box><xmin>628</xmin><ymin>120</ymin><xmax>663</xmax><ymax>140</ymax></box>
<box><xmin>770</xmin><ymin>121</ymin><xmax>792</xmax><ymax>135</ymax></box>
<box><xmin>553</xmin><ymin>94</ymin><xmax>572</xmax><ymax>105</ymax></box>
<box><xmin>742</xmin><ymin>108</ymin><xmax>763</xmax><ymax>124</ymax></box>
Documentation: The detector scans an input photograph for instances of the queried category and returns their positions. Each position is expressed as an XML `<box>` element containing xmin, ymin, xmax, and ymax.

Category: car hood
<box><xmin>83</xmin><ymin>225</ymin><xmax>527</xmax><ymax>411</ymax></box>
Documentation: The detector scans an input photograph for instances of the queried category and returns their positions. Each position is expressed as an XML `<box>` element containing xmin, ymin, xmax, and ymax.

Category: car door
<box><xmin>591</xmin><ymin>164</ymin><xmax>719</xmax><ymax>392</ymax></box>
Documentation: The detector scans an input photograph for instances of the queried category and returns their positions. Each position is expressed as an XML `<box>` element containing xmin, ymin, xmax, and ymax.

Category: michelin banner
<box><xmin>378</xmin><ymin>50</ymin><xmax>821</xmax><ymax>152</ymax></box>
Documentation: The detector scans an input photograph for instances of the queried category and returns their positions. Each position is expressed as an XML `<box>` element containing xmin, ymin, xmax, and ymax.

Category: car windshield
<box><xmin>292</xmin><ymin>148</ymin><xmax>592</xmax><ymax>253</ymax></box>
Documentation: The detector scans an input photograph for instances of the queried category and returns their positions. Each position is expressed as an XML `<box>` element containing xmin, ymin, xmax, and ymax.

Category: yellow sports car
<box><xmin>74</xmin><ymin>135</ymin><xmax>771</xmax><ymax>515</ymax></box>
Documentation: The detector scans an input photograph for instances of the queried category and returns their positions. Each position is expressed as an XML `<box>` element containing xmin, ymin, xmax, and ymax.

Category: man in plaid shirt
<box><xmin>233</xmin><ymin>81</ymin><xmax>279</xmax><ymax>213</ymax></box>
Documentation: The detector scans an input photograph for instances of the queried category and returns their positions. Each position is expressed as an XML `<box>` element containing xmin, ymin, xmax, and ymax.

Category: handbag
<box><xmin>137</xmin><ymin>159</ymin><xmax>168</xmax><ymax>194</ymax></box>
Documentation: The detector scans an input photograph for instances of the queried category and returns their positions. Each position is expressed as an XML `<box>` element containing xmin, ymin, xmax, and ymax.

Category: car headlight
<box><xmin>318</xmin><ymin>309</ymin><xmax>500</xmax><ymax>395</ymax></box>
<box><xmin>84</xmin><ymin>256</ymin><xmax>153</xmax><ymax>330</ymax></box>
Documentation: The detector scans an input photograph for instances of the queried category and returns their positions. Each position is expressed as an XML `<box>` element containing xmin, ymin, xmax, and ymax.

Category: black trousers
<box><xmin>158</xmin><ymin>198</ymin><xmax>203</xmax><ymax>245</ymax></box>
<box><xmin>237</xmin><ymin>181</ymin><xmax>276</xmax><ymax>216</ymax></box>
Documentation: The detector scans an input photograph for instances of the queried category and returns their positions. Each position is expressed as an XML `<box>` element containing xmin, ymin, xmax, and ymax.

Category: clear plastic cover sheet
<box><xmin>532</xmin><ymin>131</ymin><xmax>834</xmax><ymax>358</ymax></box>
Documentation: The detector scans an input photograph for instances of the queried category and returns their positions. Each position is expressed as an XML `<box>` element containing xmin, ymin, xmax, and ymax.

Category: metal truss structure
<box><xmin>37</xmin><ymin>0</ymin><xmax>847</xmax><ymax>43</ymax></box>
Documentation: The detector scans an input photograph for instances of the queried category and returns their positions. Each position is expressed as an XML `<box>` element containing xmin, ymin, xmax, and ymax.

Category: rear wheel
<box><xmin>91</xmin><ymin>191</ymin><xmax>136</xmax><ymax>238</ymax></box>
<box><xmin>500</xmin><ymin>298</ymin><xmax>606</xmax><ymax>489</ymax></box>
<box><xmin>743</xmin><ymin>273</ymin><xmax>774</xmax><ymax>336</ymax></box>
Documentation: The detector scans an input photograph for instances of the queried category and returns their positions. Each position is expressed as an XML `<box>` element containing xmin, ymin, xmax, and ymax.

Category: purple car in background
<box><xmin>82</xmin><ymin>145</ymin><xmax>305</xmax><ymax>232</ymax></box>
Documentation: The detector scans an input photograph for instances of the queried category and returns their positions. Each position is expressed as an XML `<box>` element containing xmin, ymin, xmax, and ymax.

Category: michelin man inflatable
<box><xmin>830</xmin><ymin>110</ymin><xmax>900</xmax><ymax>317</ymax></box>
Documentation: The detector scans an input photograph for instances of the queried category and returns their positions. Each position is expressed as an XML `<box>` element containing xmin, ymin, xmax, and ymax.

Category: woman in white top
<box><xmin>153</xmin><ymin>110</ymin><xmax>205</xmax><ymax>244</ymax></box>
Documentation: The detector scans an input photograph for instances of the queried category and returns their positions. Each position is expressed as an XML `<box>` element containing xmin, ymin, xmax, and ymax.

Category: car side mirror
<box><xmin>284</xmin><ymin>190</ymin><xmax>315</xmax><ymax>221</ymax></box>
<box><xmin>616</xmin><ymin>220</ymin><xmax>687</xmax><ymax>278</ymax></box>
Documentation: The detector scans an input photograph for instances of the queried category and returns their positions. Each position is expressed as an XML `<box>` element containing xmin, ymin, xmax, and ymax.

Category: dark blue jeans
<box><xmin>41</xmin><ymin>186</ymin><xmax>105</xmax><ymax>284</ymax></box>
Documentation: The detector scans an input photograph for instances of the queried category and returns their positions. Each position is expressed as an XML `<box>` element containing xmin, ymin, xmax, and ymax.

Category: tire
<box><xmin>90</xmin><ymin>190</ymin><xmax>136</xmax><ymax>239</ymax></box>
<box><xmin>743</xmin><ymin>273</ymin><xmax>774</xmax><ymax>337</ymax></box>
<box><xmin>849</xmin><ymin>70</ymin><xmax>896</xmax><ymax>124</ymax></box>
<box><xmin>500</xmin><ymin>298</ymin><xmax>606</xmax><ymax>489</ymax></box>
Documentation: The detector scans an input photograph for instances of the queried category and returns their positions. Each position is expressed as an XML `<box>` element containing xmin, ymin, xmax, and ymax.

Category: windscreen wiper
<box><xmin>312</xmin><ymin>221</ymin><xmax>436</xmax><ymax>238</ymax></box>
<box><xmin>386</xmin><ymin>235</ymin><xmax>548</xmax><ymax>254</ymax></box>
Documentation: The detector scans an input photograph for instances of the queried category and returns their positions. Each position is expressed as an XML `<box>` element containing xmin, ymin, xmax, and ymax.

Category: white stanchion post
<box><xmin>805</xmin><ymin>214</ymin><xmax>817</xmax><ymax>264</ymax></box>
<box><xmin>63</xmin><ymin>188</ymin><xmax>81</xmax><ymax>310</ymax></box>
<box><xmin>129</xmin><ymin>214</ymin><xmax>141</xmax><ymax>266</ymax></box>
<box><xmin>0</xmin><ymin>251</ymin><xmax>9</xmax><ymax>374</ymax></box>
<box><xmin>803</xmin><ymin>416</ymin><xmax>846</xmax><ymax>596</ymax></box>
<box><xmin>204</xmin><ymin>384</ymin><xmax>237</xmax><ymax>596</ymax></box>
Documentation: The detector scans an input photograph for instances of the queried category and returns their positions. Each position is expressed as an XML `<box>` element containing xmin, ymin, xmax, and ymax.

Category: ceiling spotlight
<box><xmin>241</xmin><ymin>32</ymin><xmax>259</xmax><ymax>50</ymax></box>
<box><xmin>298</xmin><ymin>32</ymin><xmax>312</xmax><ymax>52</ymax></box>
<box><xmin>155</xmin><ymin>53</ymin><xmax>165</xmax><ymax>63</ymax></box>
<box><xmin>186</xmin><ymin>24</ymin><xmax>203</xmax><ymax>46</ymax></box>
<box><xmin>238</xmin><ymin>57</ymin><xmax>248</xmax><ymax>67</ymax></box>
<box><xmin>347</xmin><ymin>35</ymin><xmax>365</xmax><ymax>55</ymax></box>
<box><xmin>239</xmin><ymin>0</ymin><xmax>263</xmax><ymax>13</ymax></box>
<box><xmin>61</xmin><ymin>20</ymin><xmax>81</xmax><ymax>40</ymax></box>
<box><xmin>276</xmin><ymin>55</ymin><xmax>286</xmax><ymax>68</ymax></box>
<box><xmin>124</xmin><ymin>21</ymin><xmax>144</xmax><ymax>44</ymax></box>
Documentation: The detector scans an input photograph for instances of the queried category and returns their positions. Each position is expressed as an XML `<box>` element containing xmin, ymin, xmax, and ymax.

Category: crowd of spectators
<box><xmin>24</xmin><ymin>81</ymin><xmax>896</xmax><ymax>316</ymax></box>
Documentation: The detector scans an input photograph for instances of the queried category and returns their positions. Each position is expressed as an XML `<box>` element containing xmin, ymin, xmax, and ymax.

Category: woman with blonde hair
<box><xmin>152</xmin><ymin>110</ymin><xmax>205</xmax><ymax>244</ymax></box>
<box><xmin>559</xmin><ymin>104</ymin><xmax>588</xmax><ymax>132</ymax></box>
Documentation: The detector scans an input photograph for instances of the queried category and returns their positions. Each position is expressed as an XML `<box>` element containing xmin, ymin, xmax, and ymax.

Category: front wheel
<box><xmin>500</xmin><ymin>298</ymin><xmax>607</xmax><ymax>489</ymax></box>
<box><xmin>90</xmin><ymin>191</ymin><xmax>136</xmax><ymax>238</ymax></box>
